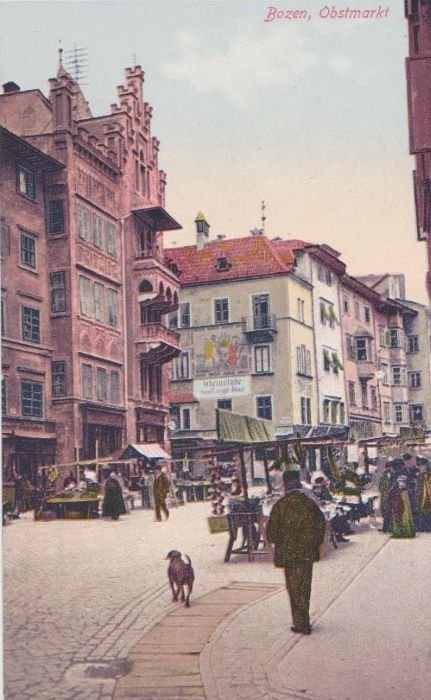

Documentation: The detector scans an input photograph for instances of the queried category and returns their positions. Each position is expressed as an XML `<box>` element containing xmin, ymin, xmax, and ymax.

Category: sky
<box><xmin>0</xmin><ymin>0</ymin><xmax>428</xmax><ymax>303</ymax></box>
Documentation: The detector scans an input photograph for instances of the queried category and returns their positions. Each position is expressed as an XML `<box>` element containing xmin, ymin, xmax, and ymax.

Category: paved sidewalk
<box><xmin>113</xmin><ymin>581</ymin><xmax>281</xmax><ymax>699</ymax></box>
<box><xmin>111</xmin><ymin>522</ymin><xmax>392</xmax><ymax>700</ymax></box>
<box><xmin>203</xmin><ymin>532</ymin><xmax>431</xmax><ymax>700</ymax></box>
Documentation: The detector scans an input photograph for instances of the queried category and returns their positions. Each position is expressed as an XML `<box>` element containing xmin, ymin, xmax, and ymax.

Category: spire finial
<box><xmin>261</xmin><ymin>200</ymin><xmax>266</xmax><ymax>234</ymax></box>
<box><xmin>58</xmin><ymin>40</ymin><xmax>63</xmax><ymax>69</ymax></box>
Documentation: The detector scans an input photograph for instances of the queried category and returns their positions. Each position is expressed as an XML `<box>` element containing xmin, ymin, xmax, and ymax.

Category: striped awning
<box><xmin>119</xmin><ymin>443</ymin><xmax>171</xmax><ymax>460</ymax></box>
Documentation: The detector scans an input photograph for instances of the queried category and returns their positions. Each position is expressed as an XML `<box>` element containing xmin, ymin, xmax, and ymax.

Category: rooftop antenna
<box><xmin>261</xmin><ymin>200</ymin><xmax>266</xmax><ymax>234</ymax></box>
<box><xmin>58</xmin><ymin>39</ymin><xmax>63</xmax><ymax>69</ymax></box>
<box><xmin>64</xmin><ymin>43</ymin><xmax>89</xmax><ymax>86</ymax></box>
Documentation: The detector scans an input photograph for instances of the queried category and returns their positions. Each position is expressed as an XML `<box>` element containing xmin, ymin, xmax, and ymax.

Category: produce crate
<box><xmin>207</xmin><ymin>514</ymin><xmax>229</xmax><ymax>534</ymax></box>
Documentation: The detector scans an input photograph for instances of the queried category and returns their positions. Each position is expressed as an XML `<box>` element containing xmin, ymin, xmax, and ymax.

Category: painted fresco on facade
<box><xmin>194</xmin><ymin>333</ymin><xmax>249</xmax><ymax>377</ymax></box>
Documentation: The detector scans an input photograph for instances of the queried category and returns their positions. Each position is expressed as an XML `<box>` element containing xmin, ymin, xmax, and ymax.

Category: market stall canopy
<box><xmin>119</xmin><ymin>444</ymin><xmax>171</xmax><ymax>460</ymax></box>
<box><xmin>216</xmin><ymin>409</ymin><xmax>275</xmax><ymax>443</ymax></box>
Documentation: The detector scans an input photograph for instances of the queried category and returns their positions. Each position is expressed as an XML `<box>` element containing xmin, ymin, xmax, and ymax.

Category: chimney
<box><xmin>3</xmin><ymin>82</ymin><xmax>21</xmax><ymax>94</ymax></box>
<box><xmin>195</xmin><ymin>211</ymin><xmax>210</xmax><ymax>250</ymax></box>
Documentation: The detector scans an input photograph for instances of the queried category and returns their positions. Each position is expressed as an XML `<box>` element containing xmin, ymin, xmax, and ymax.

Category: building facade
<box><xmin>358</xmin><ymin>273</ymin><xmax>431</xmax><ymax>434</ymax></box>
<box><xmin>339</xmin><ymin>275</ymin><xmax>382</xmax><ymax>440</ymax></box>
<box><xmin>274</xmin><ymin>241</ymin><xmax>349</xmax><ymax>431</ymax></box>
<box><xmin>1</xmin><ymin>61</ymin><xmax>181</xmax><ymax>479</ymax></box>
<box><xmin>165</xmin><ymin>221</ymin><xmax>320</xmax><ymax>446</ymax></box>
<box><xmin>405</xmin><ymin>0</ymin><xmax>431</xmax><ymax>300</ymax></box>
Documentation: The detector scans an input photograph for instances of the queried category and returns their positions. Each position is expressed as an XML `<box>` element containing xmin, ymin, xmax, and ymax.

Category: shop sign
<box><xmin>194</xmin><ymin>376</ymin><xmax>251</xmax><ymax>399</ymax></box>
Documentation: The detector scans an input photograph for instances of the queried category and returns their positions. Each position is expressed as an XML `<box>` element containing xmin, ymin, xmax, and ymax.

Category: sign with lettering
<box><xmin>194</xmin><ymin>376</ymin><xmax>251</xmax><ymax>399</ymax></box>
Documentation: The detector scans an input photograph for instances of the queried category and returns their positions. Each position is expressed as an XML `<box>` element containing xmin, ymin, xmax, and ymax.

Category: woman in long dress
<box><xmin>388</xmin><ymin>476</ymin><xmax>415</xmax><ymax>539</ymax></box>
<box><xmin>417</xmin><ymin>461</ymin><xmax>431</xmax><ymax>531</ymax></box>
<box><xmin>102</xmin><ymin>472</ymin><xmax>126</xmax><ymax>521</ymax></box>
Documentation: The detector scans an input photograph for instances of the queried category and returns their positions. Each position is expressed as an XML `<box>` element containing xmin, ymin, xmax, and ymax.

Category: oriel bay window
<box><xmin>105</xmin><ymin>220</ymin><xmax>117</xmax><ymax>257</ymax></box>
<box><xmin>141</xmin><ymin>360</ymin><xmax>162</xmax><ymax>402</ymax></box>
<box><xmin>137</xmin><ymin>222</ymin><xmax>155</xmax><ymax>257</ymax></box>
<box><xmin>93</xmin><ymin>213</ymin><xmax>104</xmax><ymax>249</ymax></box>
<box><xmin>82</xmin><ymin>363</ymin><xmax>93</xmax><ymax>399</ymax></box>
<box><xmin>52</xmin><ymin>361</ymin><xmax>66</xmax><ymax>397</ymax></box>
<box><xmin>355</xmin><ymin>338</ymin><xmax>368</xmax><ymax>361</ymax></box>
<box><xmin>107</xmin><ymin>289</ymin><xmax>118</xmax><ymax>327</ymax></box>
<box><xmin>110</xmin><ymin>371</ymin><xmax>120</xmax><ymax>404</ymax></box>
<box><xmin>17</xmin><ymin>163</ymin><xmax>36</xmax><ymax>199</ymax></box>
<box><xmin>77</xmin><ymin>203</ymin><xmax>91</xmax><ymax>241</ymax></box>
<box><xmin>94</xmin><ymin>282</ymin><xmax>105</xmax><ymax>322</ymax></box>
<box><xmin>97</xmin><ymin>368</ymin><xmax>108</xmax><ymax>401</ymax></box>
<box><xmin>50</xmin><ymin>272</ymin><xmax>66</xmax><ymax>313</ymax></box>
<box><xmin>2</xmin><ymin>378</ymin><xmax>6</xmax><ymax>415</ymax></box>
<box><xmin>79</xmin><ymin>275</ymin><xmax>92</xmax><ymax>317</ymax></box>
<box><xmin>392</xmin><ymin>366</ymin><xmax>407</xmax><ymax>386</ymax></box>
<box><xmin>389</xmin><ymin>328</ymin><xmax>403</xmax><ymax>348</ymax></box>
<box><xmin>48</xmin><ymin>200</ymin><xmax>65</xmax><ymax>235</ymax></box>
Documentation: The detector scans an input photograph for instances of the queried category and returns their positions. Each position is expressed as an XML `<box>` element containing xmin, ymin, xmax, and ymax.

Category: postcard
<box><xmin>1</xmin><ymin>2</ymin><xmax>430</xmax><ymax>699</ymax></box>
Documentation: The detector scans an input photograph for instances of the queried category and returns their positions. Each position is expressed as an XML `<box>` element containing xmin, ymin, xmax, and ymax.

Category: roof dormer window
<box><xmin>216</xmin><ymin>255</ymin><xmax>231</xmax><ymax>272</ymax></box>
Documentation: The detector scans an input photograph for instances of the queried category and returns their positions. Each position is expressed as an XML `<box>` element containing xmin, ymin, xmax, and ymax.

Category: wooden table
<box><xmin>176</xmin><ymin>479</ymin><xmax>232</xmax><ymax>503</ymax></box>
<box><xmin>45</xmin><ymin>496</ymin><xmax>101</xmax><ymax>519</ymax></box>
<box><xmin>224</xmin><ymin>511</ymin><xmax>269</xmax><ymax>562</ymax></box>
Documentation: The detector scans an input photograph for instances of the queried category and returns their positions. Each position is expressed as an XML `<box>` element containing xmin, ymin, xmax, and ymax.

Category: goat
<box><xmin>166</xmin><ymin>550</ymin><xmax>195</xmax><ymax>608</ymax></box>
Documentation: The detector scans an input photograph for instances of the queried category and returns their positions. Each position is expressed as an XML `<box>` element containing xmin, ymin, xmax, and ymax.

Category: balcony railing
<box><xmin>242</xmin><ymin>314</ymin><xmax>277</xmax><ymax>342</ymax></box>
<box><xmin>136</xmin><ymin>323</ymin><xmax>181</xmax><ymax>363</ymax></box>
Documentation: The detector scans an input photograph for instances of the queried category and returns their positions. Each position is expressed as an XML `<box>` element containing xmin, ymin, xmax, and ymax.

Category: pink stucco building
<box><xmin>405</xmin><ymin>0</ymin><xmax>431</xmax><ymax>300</ymax></box>
<box><xmin>1</xmin><ymin>61</ymin><xmax>181</xmax><ymax>481</ymax></box>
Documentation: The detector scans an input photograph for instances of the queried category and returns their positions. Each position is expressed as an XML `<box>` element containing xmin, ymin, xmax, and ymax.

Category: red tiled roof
<box><xmin>165</xmin><ymin>235</ymin><xmax>295</xmax><ymax>285</ymax></box>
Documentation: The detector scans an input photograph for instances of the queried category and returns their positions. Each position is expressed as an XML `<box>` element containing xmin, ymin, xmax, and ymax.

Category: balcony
<box><xmin>357</xmin><ymin>360</ymin><xmax>375</xmax><ymax>380</ymax></box>
<box><xmin>135</xmin><ymin>323</ymin><xmax>181</xmax><ymax>363</ymax></box>
<box><xmin>242</xmin><ymin>314</ymin><xmax>277</xmax><ymax>343</ymax></box>
<box><xmin>140</xmin><ymin>291</ymin><xmax>179</xmax><ymax>317</ymax></box>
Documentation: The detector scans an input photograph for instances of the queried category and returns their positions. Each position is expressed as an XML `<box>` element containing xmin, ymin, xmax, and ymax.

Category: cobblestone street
<box><xmin>3</xmin><ymin>502</ymin><xmax>281</xmax><ymax>699</ymax></box>
<box><xmin>4</xmin><ymin>502</ymin><xmax>430</xmax><ymax>700</ymax></box>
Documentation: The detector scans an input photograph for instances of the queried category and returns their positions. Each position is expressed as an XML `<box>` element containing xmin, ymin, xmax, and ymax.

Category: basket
<box><xmin>207</xmin><ymin>514</ymin><xmax>229</xmax><ymax>534</ymax></box>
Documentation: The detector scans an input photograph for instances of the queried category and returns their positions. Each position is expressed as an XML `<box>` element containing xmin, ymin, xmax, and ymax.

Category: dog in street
<box><xmin>166</xmin><ymin>550</ymin><xmax>195</xmax><ymax>608</ymax></box>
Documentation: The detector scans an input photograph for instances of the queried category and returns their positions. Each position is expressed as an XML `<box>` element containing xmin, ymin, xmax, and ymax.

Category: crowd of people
<box><xmin>378</xmin><ymin>452</ymin><xmax>431</xmax><ymax>538</ymax></box>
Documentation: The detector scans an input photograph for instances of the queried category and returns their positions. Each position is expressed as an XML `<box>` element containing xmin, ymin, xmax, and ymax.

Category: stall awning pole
<box><xmin>263</xmin><ymin>447</ymin><xmax>271</xmax><ymax>494</ymax></box>
<box><xmin>239</xmin><ymin>446</ymin><xmax>249</xmax><ymax>504</ymax></box>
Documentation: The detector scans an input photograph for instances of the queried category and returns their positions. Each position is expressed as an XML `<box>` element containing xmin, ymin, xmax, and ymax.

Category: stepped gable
<box><xmin>165</xmin><ymin>235</ymin><xmax>295</xmax><ymax>285</ymax></box>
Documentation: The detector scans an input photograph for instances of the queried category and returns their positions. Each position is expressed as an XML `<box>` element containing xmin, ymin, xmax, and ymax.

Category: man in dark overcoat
<box><xmin>153</xmin><ymin>465</ymin><xmax>170</xmax><ymax>521</ymax></box>
<box><xmin>267</xmin><ymin>470</ymin><xmax>326</xmax><ymax>635</ymax></box>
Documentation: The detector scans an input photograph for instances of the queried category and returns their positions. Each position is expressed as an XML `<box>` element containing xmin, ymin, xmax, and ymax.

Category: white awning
<box><xmin>120</xmin><ymin>443</ymin><xmax>171</xmax><ymax>460</ymax></box>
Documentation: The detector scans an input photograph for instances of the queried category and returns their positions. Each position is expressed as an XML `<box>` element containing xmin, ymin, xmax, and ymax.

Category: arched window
<box><xmin>139</xmin><ymin>280</ymin><xmax>153</xmax><ymax>294</ymax></box>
